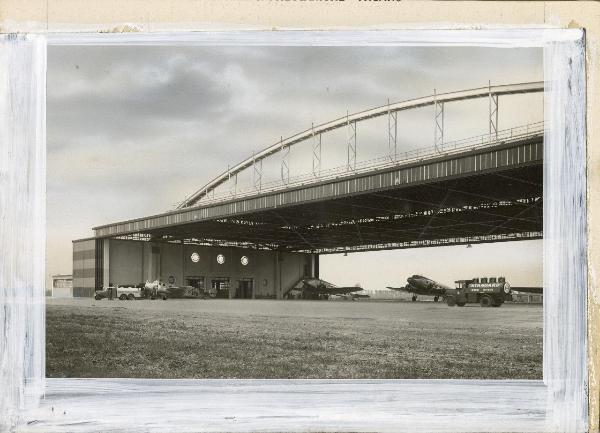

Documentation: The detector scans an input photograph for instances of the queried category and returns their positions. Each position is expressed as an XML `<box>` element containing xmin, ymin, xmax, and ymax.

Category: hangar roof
<box><xmin>93</xmin><ymin>136</ymin><xmax>543</xmax><ymax>254</ymax></box>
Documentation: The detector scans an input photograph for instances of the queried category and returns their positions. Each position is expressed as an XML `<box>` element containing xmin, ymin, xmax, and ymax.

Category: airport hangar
<box><xmin>73</xmin><ymin>83</ymin><xmax>544</xmax><ymax>299</ymax></box>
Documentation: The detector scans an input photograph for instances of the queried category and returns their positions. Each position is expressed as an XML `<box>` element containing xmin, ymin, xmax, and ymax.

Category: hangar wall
<box><xmin>72</xmin><ymin>238</ymin><xmax>98</xmax><ymax>297</ymax></box>
<box><xmin>73</xmin><ymin>237</ymin><xmax>314</xmax><ymax>298</ymax></box>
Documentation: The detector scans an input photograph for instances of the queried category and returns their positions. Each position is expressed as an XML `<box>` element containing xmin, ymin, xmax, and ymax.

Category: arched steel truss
<box><xmin>178</xmin><ymin>81</ymin><xmax>543</xmax><ymax>209</ymax></box>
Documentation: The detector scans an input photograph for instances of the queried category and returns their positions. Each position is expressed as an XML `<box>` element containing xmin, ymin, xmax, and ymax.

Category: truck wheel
<box><xmin>480</xmin><ymin>295</ymin><xmax>493</xmax><ymax>307</ymax></box>
<box><xmin>446</xmin><ymin>297</ymin><xmax>456</xmax><ymax>307</ymax></box>
<box><xmin>162</xmin><ymin>295</ymin><xmax>167</xmax><ymax>300</ymax></box>
<box><xmin>127</xmin><ymin>294</ymin><xmax>135</xmax><ymax>301</ymax></box>
<box><xmin>94</xmin><ymin>294</ymin><xmax>102</xmax><ymax>300</ymax></box>
<box><xmin>433</xmin><ymin>296</ymin><xmax>439</xmax><ymax>302</ymax></box>
<box><xmin>119</xmin><ymin>294</ymin><xmax>127</xmax><ymax>301</ymax></box>
<box><xmin>456</xmin><ymin>301</ymin><xmax>466</xmax><ymax>307</ymax></box>
<box><xmin>411</xmin><ymin>295</ymin><xmax>417</xmax><ymax>302</ymax></box>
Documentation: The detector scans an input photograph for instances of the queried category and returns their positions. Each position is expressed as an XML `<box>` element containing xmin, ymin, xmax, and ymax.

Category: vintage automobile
<box><xmin>94</xmin><ymin>284</ymin><xmax>144</xmax><ymax>301</ymax></box>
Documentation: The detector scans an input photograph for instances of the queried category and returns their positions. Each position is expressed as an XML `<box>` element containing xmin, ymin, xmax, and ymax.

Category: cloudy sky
<box><xmin>47</xmin><ymin>45</ymin><xmax>543</xmax><ymax>290</ymax></box>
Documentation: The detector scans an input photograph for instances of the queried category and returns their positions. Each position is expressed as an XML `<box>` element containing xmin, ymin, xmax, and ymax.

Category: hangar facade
<box><xmin>73</xmin><ymin>237</ymin><xmax>315</xmax><ymax>298</ymax></box>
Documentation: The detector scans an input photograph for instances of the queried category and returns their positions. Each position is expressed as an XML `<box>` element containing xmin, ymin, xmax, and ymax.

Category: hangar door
<box><xmin>235</xmin><ymin>278</ymin><xmax>254</xmax><ymax>299</ymax></box>
<box><xmin>210</xmin><ymin>278</ymin><xmax>230</xmax><ymax>298</ymax></box>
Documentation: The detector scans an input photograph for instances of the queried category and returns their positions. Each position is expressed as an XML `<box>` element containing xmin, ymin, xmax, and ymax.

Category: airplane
<box><xmin>144</xmin><ymin>280</ymin><xmax>205</xmax><ymax>299</ymax></box>
<box><xmin>386</xmin><ymin>274</ymin><xmax>450</xmax><ymax>302</ymax></box>
<box><xmin>286</xmin><ymin>277</ymin><xmax>366</xmax><ymax>300</ymax></box>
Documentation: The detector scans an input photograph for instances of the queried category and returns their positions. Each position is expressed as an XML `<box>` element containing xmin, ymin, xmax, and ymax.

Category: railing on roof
<box><xmin>179</xmin><ymin>121</ymin><xmax>544</xmax><ymax>207</ymax></box>
<box><xmin>177</xmin><ymin>81</ymin><xmax>544</xmax><ymax>209</ymax></box>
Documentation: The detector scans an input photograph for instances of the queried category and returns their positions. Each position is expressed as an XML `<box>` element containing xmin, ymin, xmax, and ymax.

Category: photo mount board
<box><xmin>0</xmin><ymin>29</ymin><xmax>587</xmax><ymax>432</ymax></box>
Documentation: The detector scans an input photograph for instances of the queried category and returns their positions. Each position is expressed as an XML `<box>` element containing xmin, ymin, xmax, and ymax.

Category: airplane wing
<box><xmin>288</xmin><ymin>277</ymin><xmax>364</xmax><ymax>297</ymax></box>
<box><xmin>165</xmin><ymin>286</ymin><xmax>186</xmax><ymax>298</ymax></box>
<box><xmin>511</xmin><ymin>287</ymin><xmax>543</xmax><ymax>294</ymax></box>
<box><xmin>386</xmin><ymin>286</ymin><xmax>408</xmax><ymax>292</ymax></box>
<box><xmin>323</xmin><ymin>286</ymin><xmax>364</xmax><ymax>295</ymax></box>
<box><xmin>332</xmin><ymin>292</ymin><xmax>370</xmax><ymax>300</ymax></box>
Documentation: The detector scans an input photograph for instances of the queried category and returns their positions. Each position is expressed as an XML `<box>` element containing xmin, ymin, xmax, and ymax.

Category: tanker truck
<box><xmin>446</xmin><ymin>277</ymin><xmax>512</xmax><ymax>307</ymax></box>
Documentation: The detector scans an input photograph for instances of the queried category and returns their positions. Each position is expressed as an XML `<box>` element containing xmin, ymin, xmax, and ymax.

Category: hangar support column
<box><xmin>147</xmin><ymin>243</ymin><xmax>161</xmax><ymax>282</ymax></box>
<box><xmin>311</xmin><ymin>254</ymin><xmax>319</xmax><ymax>279</ymax></box>
<box><xmin>102</xmin><ymin>239</ymin><xmax>110</xmax><ymax>287</ymax></box>
<box><xmin>274</xmin><ymin>250</ymin><xmax>281</xmax><ymax>299</ymax></box>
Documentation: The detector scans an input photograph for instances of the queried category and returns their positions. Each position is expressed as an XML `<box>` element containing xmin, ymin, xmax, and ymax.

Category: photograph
<box><xmin>46</xmin><ymin>44</ymin><xmax>544</xmax><ymax>380</ymax></box>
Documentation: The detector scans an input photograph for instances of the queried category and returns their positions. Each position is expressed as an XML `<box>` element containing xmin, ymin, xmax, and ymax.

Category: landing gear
<box><xmin>433</xmin><ymin>296</ymin><xmax>439</xmax><ymax>302</ymax></box>
<box><xmin>447</xmin><ymin>296</ymin><xmax>466</xmax><ymax>307</ymax></box>
<box><xmin>480</xmin><ymin>295</ymin><xmax>493</xmax><ymax>307</ymax></box>
<box><xmin>411</xmin><ymin>295</ymin><xmax>417</xmax><ymax>302</ymax></box>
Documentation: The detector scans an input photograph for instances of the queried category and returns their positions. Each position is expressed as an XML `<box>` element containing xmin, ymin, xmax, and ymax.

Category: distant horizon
<box><xmin>47</xmin><ymin>45</ymin><xmax>543</xmax><ymax>290</ymax></box>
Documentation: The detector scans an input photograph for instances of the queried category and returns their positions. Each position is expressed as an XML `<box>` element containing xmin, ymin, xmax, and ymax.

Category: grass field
<box><xmin>46</xmin><ymin>298</ymin><xmax>542</xmax><ymax>379</ymax></box>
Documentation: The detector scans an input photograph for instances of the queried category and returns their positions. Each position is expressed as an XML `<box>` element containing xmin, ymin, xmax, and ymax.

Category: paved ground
<box><xmin>46</xmin><ymin>298</ymin><xmax>542</xmax><ymax>379</ymax></box>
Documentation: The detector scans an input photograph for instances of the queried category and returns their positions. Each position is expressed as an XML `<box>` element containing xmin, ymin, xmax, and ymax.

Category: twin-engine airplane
<box><xmin>387</xmin><ymin>274</ymin><xmax>450</xmax><ymax>302</ymax></box>
<box><xmin>286</xmin><ymin>277</ymin><xmax>368</xmax><ymax>300</ymax></box>
<box><xmin>144</xmin><ymin>280</ymin><xmax>204</xmax><ymax>299</ymax></box>
<box><xmin>387</xmin><ymin>274</ymin><xmax>543</xmax><ymax>302</ymax></box>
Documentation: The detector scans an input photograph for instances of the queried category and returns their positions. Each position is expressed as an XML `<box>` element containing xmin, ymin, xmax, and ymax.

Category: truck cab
<box><xmin>94</xmin><ymin>286</ymin><xmax>116</xmax><ymax>300</ymax></box>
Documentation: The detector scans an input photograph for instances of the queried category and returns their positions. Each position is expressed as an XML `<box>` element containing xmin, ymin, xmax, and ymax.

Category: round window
<box><xmin>190</xmin><ymin>252</ymin><xmax>200</xmax><ymax>263</ymax></box>
<box><xmin>241</xmin><ymin>256</ymin><xmax>249</xmax><ymax>266</ymax></box>
<box><xmin>217</xmin><ymin>254</ymin><xmax>225</xmax><ymax>265</ymax></box>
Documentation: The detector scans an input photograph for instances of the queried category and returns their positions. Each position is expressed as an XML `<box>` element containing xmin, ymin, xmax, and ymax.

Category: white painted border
<box><xmin>0</xmin><ymin>33</ymin><xmax>47</xmax><ymax>432</ymax></box>
<box><xmin>46</xmin><ymin>28</ymin><xmax>582</xmax><ymax>46</ymax></box>
<box><xmin>543</xmin><ymin>36</ymin><xmax>588</xmax><ymax>432</ymax></box>
<box><xmin>0</xmin><ymin>29</ymin><xmax>587</xmax><ymax>432</ymax></box>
